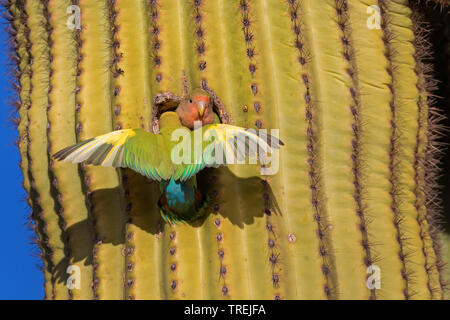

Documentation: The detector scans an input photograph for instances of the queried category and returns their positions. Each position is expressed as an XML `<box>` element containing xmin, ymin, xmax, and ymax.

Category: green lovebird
<box><xmin>54</xmin><ymin>88</ymin><xmax>283</xmax><ymax>224</ymax></box>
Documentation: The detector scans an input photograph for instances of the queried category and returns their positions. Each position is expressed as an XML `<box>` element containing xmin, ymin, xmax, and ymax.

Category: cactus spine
<box><xmin>6</xmin><ymin>0</ymin><xmax>448</xmax><ymax>299</ymax></box>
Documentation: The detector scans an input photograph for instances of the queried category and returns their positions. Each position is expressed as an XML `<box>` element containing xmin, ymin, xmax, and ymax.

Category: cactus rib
<box><xmin>46</xmin><ymin>0</ymin><xmax>95</xmax><ymax>300</ymax></box>
<box><xmin>380</xmin><ymin>0</ymin><xmax>432</xmax><ymax>299</ymax></box>
<box><xmin>333</xmin><ymin>0</ymin><xmax>375</xmax><ymax>299</ymax></box>
<box><xmin>238</xmin><ymin>0</ymin><xmax>283</xmax><ymax>299</ymax></box>
<box><xmin>25</xmin><ymin>0</ymin><xmax>70</xmax><ymax>299</ymax></box>
<box><xmin>109</xmin><ymin>0</ymin><xmax>162</xmax><ymax>300</ymax></box>
<box><xmin>76</xmin><ymin>0</ymin><xmax>127</xmax><ymax>300</ymax></box>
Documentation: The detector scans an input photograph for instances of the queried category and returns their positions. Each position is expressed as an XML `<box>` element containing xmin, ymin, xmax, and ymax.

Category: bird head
<box><xmin>176</xmin><ymin>88</ymin><xmax>215</xmax><ymax>129</ymax></box>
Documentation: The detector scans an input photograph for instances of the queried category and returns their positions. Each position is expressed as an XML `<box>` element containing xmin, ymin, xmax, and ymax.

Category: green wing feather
<box><xmin>53</xmin><ymin>128</ymin><xmax>172</xmax><ymax>181</ymax></box>
<box><xmin>54</xmin><ymin>123</ymin><xmax>283</xmax><ymax>182</ymax></box>
<box><xmin>179</xmin><ymin>124</ymin><xmax>284</xmax><ymax>180</ymax></box>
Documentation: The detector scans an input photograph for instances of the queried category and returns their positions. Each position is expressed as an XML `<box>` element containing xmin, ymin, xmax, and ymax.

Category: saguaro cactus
<box><xmin>5</xmin><ymin>0</ymin><xmax>449</xmax><ymax>299</ymax></box>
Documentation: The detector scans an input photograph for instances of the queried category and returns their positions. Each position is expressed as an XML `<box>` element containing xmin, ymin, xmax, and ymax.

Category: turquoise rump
<box><xmin>158</xmin><ymin>177</ymin><xmax>207</xmax><ymax>224</ymax></box>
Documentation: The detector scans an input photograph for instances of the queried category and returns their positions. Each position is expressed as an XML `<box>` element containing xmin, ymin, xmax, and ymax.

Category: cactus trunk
<box><xmin>5</xmin><ymin>0</ymin><xmax>448</xmax><ymax>299</ymax></box>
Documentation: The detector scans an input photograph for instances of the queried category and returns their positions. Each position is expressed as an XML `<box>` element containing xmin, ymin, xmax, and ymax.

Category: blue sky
<box><xmin>0</xmin><ymin>10</ymin><xmax>44</xmax><ymax>299</ymax></box>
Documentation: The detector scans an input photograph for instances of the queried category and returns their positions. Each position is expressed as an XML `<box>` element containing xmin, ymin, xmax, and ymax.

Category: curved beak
<box><xmin>197</xmin><ymin>100</ymin><xmax>206</xmax><ymax>118</ymax></box>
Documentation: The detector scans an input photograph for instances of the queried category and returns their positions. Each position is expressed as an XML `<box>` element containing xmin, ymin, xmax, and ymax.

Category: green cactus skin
<box><xmin>6</xmin><ymin>0</ymin><xmax>448</xmax><ymax>299</ymax></box>
<box><xmin>76</xmin><ymin>0</ymin><xmax>127</xmax><ymax>299</ymax></box>
<box><xmin>46</xmin><ymin>0</ymin><xmax>96</xmax><ymax>300</ymax></box>
<box><xmin>23</xmin><ymin>0</ymin><xmax>70</xmax><ymax>299</ymax></box>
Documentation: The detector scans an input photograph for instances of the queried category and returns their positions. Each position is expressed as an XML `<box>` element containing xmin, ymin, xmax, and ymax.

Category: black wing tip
<box><xmin>242</xmin><ymin>128</ymin><xmax>285</xmax><ymax>147</ymax></box>
<box><xmin>52</xmin><ymin>138</ymin><xmax>95</xmax><ymax>161</ymax></box>
<box><xmin>53</xmin><ymin>148</ymin><xmax>68</xmax><ymax>160</ymax></box>
<box><xmin>267</xmin><ymin>136</ymin><xmax>284</xmax><ymax>148</ymax></box>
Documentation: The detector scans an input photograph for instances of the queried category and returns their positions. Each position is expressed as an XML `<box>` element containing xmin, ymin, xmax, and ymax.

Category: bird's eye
<box><xmin>189</xmin><ymin>99</ymin><xmax>193</xmax><ymax>103</ymax></box>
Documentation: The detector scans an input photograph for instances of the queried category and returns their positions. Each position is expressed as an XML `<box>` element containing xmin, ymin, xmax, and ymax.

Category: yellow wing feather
<box><xmin>54</xmin><ymin>129</ymin><xmax>136</xmax><ymax>167</ymax></box>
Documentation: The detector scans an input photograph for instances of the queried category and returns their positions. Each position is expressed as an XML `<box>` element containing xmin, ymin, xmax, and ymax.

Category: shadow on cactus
<box><xmin>51</xmin><ymin>169</ymin><xmax>281</xmax><ymax>286</ymax></box>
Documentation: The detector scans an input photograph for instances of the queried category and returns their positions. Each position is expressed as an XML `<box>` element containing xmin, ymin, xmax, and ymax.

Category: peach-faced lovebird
<box><xmin>54</xmin><ymin>89</ymin><xmax>283</xmax><ymax>223</ymax></box>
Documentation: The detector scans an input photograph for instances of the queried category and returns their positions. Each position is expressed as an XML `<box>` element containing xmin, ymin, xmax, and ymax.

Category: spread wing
<box><xmin>53</xmin><ymin>128</ymin><xmax>173</xmax><ymax>180</ymax></box>
<box><xmin>54</xmin><ymin>125</ymin><xmax>283</xmax><ymax>182</ymax></box>
<box><xmin>200</xmin><ymin>123</ymin><xmax>283</xmax><ymax>167</ymax></box>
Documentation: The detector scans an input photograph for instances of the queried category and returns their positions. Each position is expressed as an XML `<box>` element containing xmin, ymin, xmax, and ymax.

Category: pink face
<box><xmin>178</xmin><ymin>94</ymin><xmax>215</xmax><ymax>129</ymax></box>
